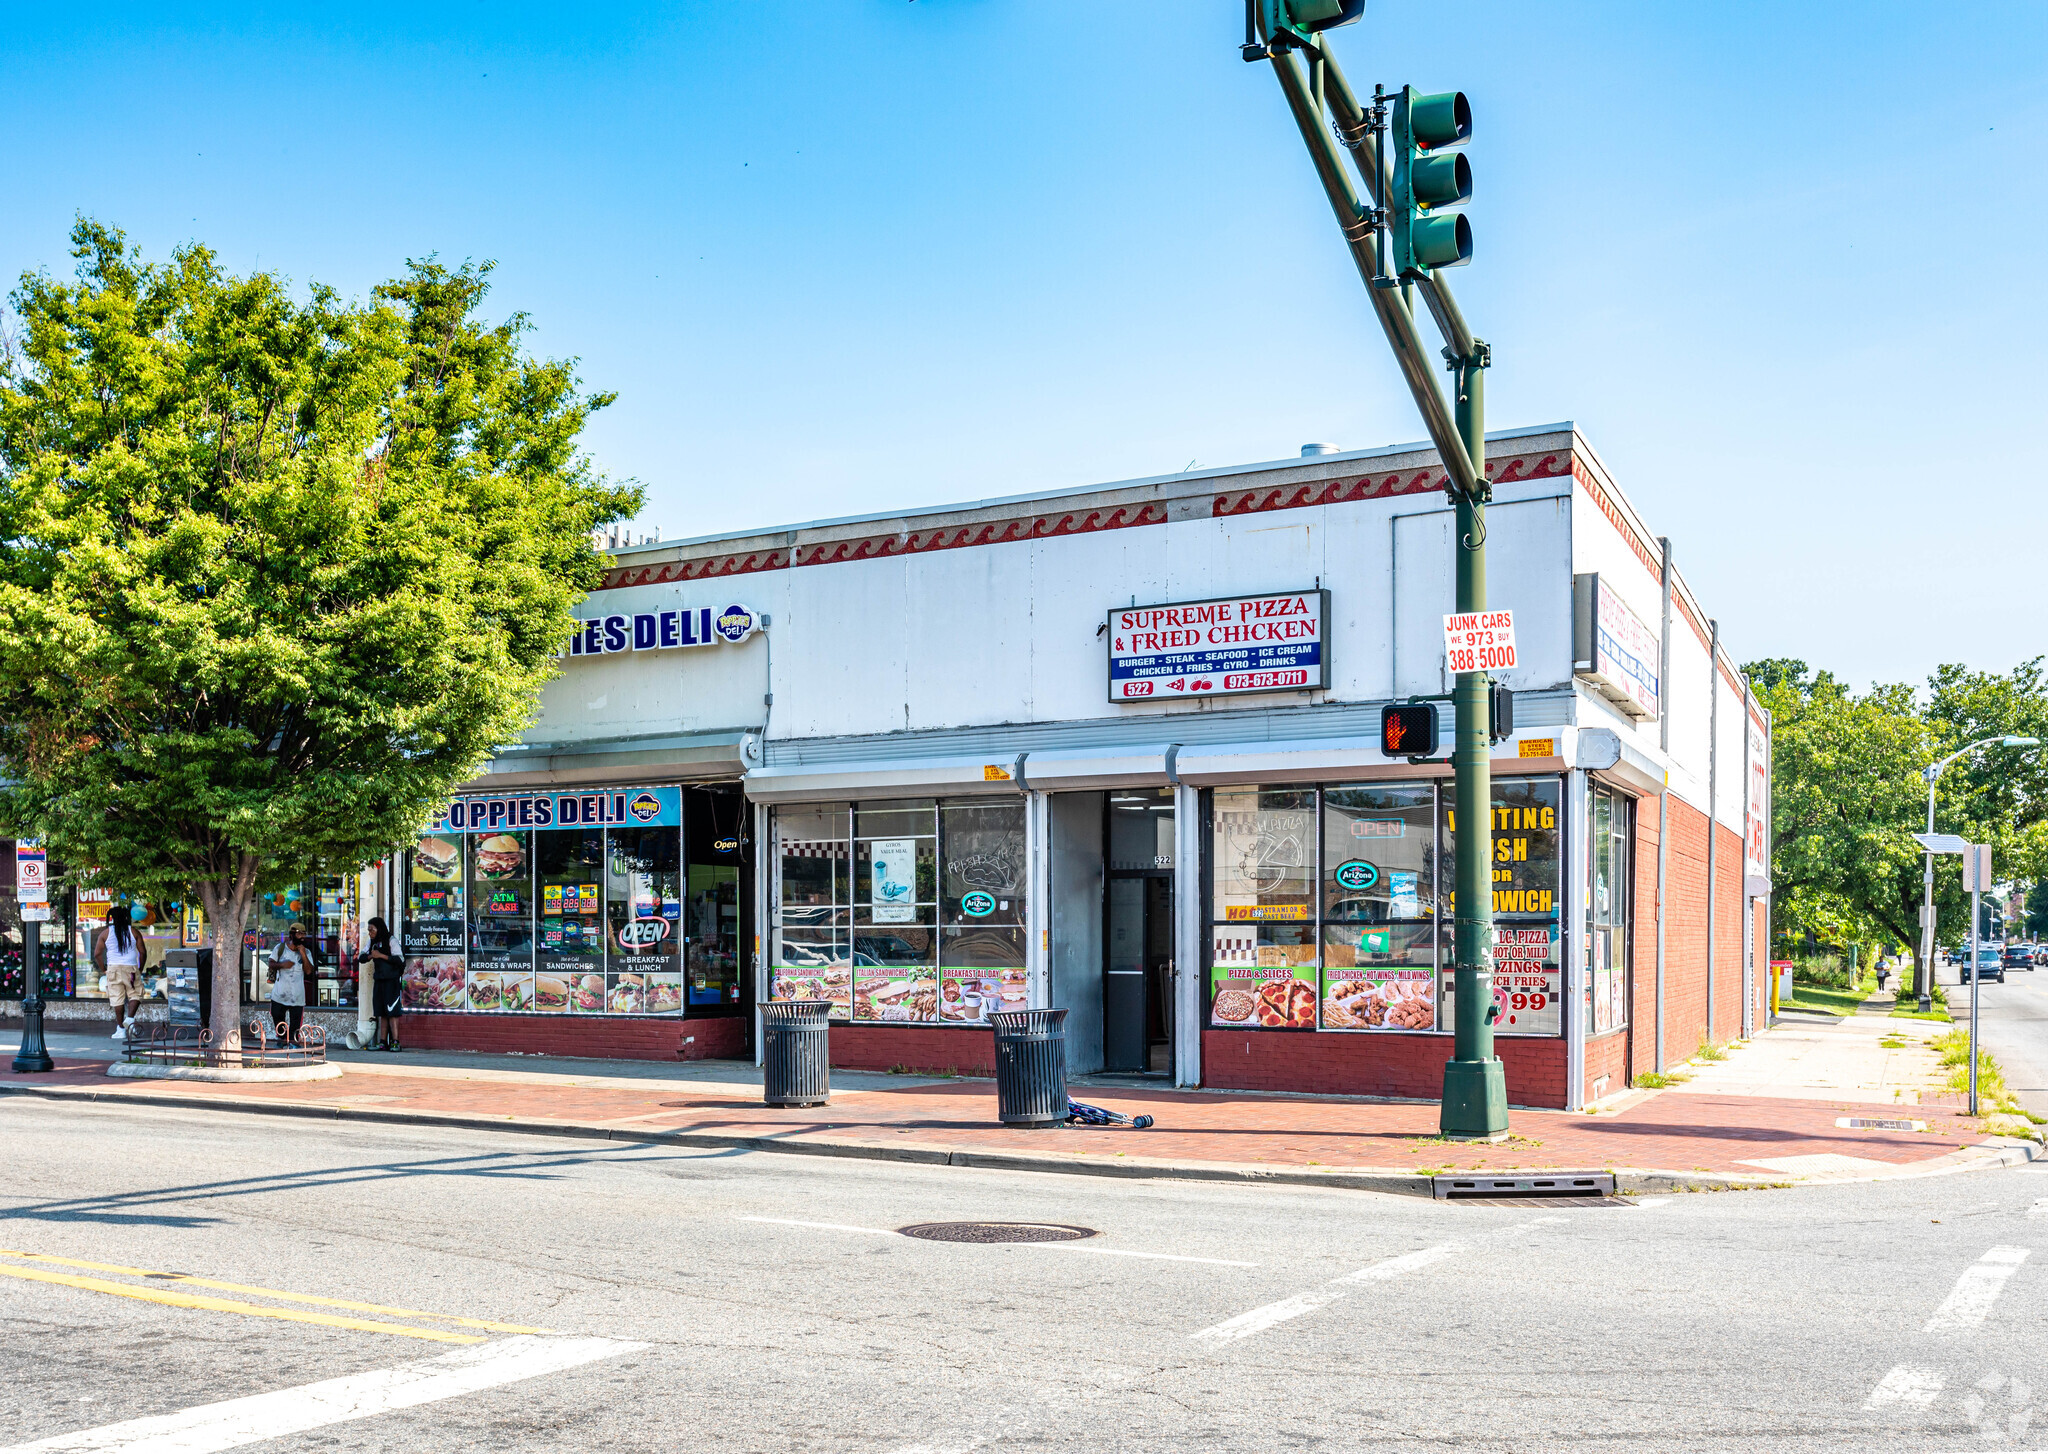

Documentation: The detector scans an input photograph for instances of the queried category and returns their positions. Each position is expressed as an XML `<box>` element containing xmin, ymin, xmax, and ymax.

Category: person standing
<box><xmin>362</xmin><ymin>917</ymin><xmax>405</xmax><ymax>1052</ymax></box>
<box><xmin>92</xmin><ymin>905</ymin><xmax>150</xmax><ymax>1041</ymax></box>
<box><xmin>267</xmin><ymin>925</ymin><xmax>312</xmax><ymax>1046</ymax></box>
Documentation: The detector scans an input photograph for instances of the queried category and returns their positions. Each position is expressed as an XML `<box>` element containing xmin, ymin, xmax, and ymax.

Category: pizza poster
<box><xmin>1207</xmin><ymin>927</ymin><xmax>1316</xmax><ymax>1028</ymax></box>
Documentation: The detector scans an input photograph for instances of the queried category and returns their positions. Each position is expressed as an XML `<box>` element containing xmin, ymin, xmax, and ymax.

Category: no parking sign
<box><xmin>14</xmin><ymin>839</ymin><xmax>47</xmax><ymax>904</ymax></box>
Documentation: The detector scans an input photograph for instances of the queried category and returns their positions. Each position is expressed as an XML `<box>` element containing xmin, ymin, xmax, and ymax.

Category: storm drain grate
<box><xmin>1836</xmin><ymin>1116</ymin><xmax>1926</xmax><ymax>1132</ymax></box>
<box><xmin>897</xmin><ymin>1222</ymin><xmax>1098</xmax><ymax>1244</ymax></box>
<box><xmin>1431</xmin><ymin>1173</ymin><xmax>1616</xmax><ymax>1201</ymax></box>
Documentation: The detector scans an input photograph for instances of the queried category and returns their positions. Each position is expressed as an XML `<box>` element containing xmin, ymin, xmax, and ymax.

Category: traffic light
<box><xmin>1391</xmin><ymin>86</ymin><xmax>1472</xmax><ymax>277</ymax></box>
<box><xmin>1380</xmin><ymin>703</ymin><xmax>1439</xmax><ymax>757</ymax></box>
<box><xmin>1259</xmin><ymin>0</ymin><xmax>1365</xmax><ymax>48</ymax></box>
<box><xmin>1488</xmin><ymin>683</ymin><xmax>1514</xmax><ymax>745</ymax></box>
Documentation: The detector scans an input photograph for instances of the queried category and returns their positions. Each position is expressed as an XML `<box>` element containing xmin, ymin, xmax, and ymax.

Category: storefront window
<box><xmin>938</xmin><ymin>800</ymin><xmax>1028</xmax><ymax>1022</ymax></box>
<box><xmin>536</xmin><ymin>829</ymin><xmax>605</xmax><ymax>1012</ymax></box>
<box><xmin>398</xmin><ymin>785</ymin><xmax>723</xmax><ymax>1017</ymax></box>
<box><xmin>468</xmin><ymin>828</ymin><xmax>535</xmax><ymax>1018</ymax></box>
<box><xmin>1208</xmin><ymin>787</ymin><xmax>1317</xmax><ymax>1029</ymax></box>
<box><xmin>1318</xmin><ymin>785</ymin><xmax>1438</xmax><ymax>1033</ymax></box>
<box><xmin>314</xmin><ymin>877</ymin><xmax>355</xmax><ymax>1007</ymax></box>
<box><xmin>770</xmin><ymin>797</ymin><xmax>1027</xmax><ymax>1025</ymax></box>
<box><xmin>1587</xmin><ymin>783</ymin><xmax>1633</xmax><ymax>1035</ymax></box>
<box><xmin>605</xmin><ymin>826</ymin><xmax>682</xmax><ymax>1015</ymax></box>
<box><xmin>1441</xmin><ymin>777</ymin><xmax>1564</xmax><ymax>1035</ymax></box>
<box><xmin>404</xmin><ymin>831</ymin><xmax>467</xmax><ymax>1009</ymax></box>
<box><xmin>1205</xmin><ymin>777</ymin><xmax>1562</xmax><ymax>1036</ymax></box>
<box><xmin>683</xmin><ymin>786</ymin><xmax>748</xmax><ymax>1011</ymax></box>
<box><xmin>773</xmin><ymin>803</ymin><xmax>852</xmax><ymax>1015</ymax></box>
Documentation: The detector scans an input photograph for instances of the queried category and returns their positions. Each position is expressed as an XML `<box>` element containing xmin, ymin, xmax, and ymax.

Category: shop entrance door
<box><xmin>1104</xmin><ymin>789</ymin><xmax>1176</xmax><ymax>1075</ymax></box>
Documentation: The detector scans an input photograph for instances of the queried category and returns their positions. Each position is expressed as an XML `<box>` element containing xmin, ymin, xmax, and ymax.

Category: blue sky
<box><xmin>5</xmin><ymin>1</ymin><xmax>2044</xmax><ymax>688</ymax></box>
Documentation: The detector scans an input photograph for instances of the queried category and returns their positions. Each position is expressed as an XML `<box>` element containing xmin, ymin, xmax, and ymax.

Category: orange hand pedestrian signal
<box><xmin>1380</xmin><ymin>704</ymin><xmax>1438</xmax><ymax>757</ymax></box>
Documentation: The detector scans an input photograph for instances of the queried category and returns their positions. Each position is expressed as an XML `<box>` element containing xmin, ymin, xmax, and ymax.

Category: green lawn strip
<box><xmin>1779</xmin><ymin>976</ymin><xmax>1876</xmax><ymax>1017</ymax></box>
<box><xmin>1889</xmin><ymin>982</ymin><xmax>1951</xmax><ymax>1022</ymax></box>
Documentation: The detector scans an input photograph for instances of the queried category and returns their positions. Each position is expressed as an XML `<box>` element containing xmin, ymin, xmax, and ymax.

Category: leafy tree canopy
<box><xmin>1748</xmin><ymin>657</ymin><xmax>2048</xmax><ymax>972</ymax></box>
<box><xmin>0</xmin><ymin>220</ymin><xmax>638</xmax><ymax>1046</ymax></box>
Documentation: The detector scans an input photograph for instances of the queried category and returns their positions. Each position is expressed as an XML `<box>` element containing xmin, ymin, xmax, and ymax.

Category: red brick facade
<box><xmin>1202</xmin><ymin>1030</ymin><xmax>1569</xmax><ymax>1108</ymax></box>
<box><xmin>827</xmin><ymin>1024</ymin><xmax>999</xmax><ymax>1077</ymax></box>
<box><xmin>1611</xmin><ymin>791</ymin><xmax>1765</xmax><ymax>1096</ymax></box>
<box><xmin>398</xmin><ymin>1013</ymin><xmax>748</xmax><ymax>1061</ymax></box>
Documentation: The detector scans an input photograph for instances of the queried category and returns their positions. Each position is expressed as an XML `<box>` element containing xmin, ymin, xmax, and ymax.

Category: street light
<box><xmin>1917</xmin><ymin>736</ymin><xmax>2040</xmax><ymax>1012</ymax></box>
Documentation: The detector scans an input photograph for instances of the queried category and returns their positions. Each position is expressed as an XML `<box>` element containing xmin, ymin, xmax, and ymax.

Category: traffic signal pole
<box><xmin>1254</xmin><ymin>17</ymin><xmax>1507</xmax><ymax>1138</ymax></box>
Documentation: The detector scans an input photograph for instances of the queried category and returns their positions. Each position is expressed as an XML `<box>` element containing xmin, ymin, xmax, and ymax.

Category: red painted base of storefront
<box><xmin>829</xmin><ymin>1024</ymin><xmax>998</xmax><ymax>1077</ymax></box>
<box><xmin>1201</xmin><ymin>1030</ymin><xmax>1570</xmax><ymax>1109</ymax></box>
<box><xmin>398</xmin><ymin>1013</ymin><xmax>749</xmax><ymax>1062</ymax></box>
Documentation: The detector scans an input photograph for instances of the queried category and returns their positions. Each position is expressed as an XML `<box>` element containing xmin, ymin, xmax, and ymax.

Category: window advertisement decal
<box><xmin>1440</xmin><ymin>778</ymin><xmax>1563</xmax><ymax>1035</ymax></box>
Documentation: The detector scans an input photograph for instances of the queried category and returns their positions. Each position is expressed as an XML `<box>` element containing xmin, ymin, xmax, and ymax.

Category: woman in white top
<box><xmin>93</xmin><ymin>905</ymin><xmax>150</xmax><ymax>1041</ymax></box>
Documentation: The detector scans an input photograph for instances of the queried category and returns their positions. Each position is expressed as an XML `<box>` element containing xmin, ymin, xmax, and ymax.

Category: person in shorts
<box><xmin>362</xmin><ymin>917</ymin><xmax>405</xmax><ymax>1052</ymax></box>
<box><xmin>92</xmin><ymin>905</ymin><xmax>150</xmax><ymax>1041</ymax></box>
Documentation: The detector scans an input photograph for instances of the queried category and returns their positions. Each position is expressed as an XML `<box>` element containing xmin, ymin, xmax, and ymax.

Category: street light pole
<box><xmin>11</xmin><ymin>919</ymin><xmax>53</xmax><ymax>1074</ymax></box>
<box><xmin>1919</xmin><ymin>735</ymin><xmax>2039</xmax><ymax>1013</ymax></box>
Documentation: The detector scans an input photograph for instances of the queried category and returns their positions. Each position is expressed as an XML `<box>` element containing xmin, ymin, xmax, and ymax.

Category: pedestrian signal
<box><xmin>1380</xmin><ymin>703</ymin><xmax>1439</xmax><ymax>757</ymax></box>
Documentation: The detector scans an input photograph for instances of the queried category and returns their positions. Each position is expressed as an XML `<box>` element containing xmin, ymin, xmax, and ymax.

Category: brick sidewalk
<box><xmin>1</xmin><ymin>1054</ymin><xmax>2026</xmax><ymax>1189</ymax></box>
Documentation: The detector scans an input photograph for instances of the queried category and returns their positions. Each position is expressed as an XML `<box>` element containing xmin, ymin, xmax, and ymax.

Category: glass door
<box><xmin>1105</xmin><ymin>788</ymin><xmax>1176</xmax><ymax>1074</ymax></box>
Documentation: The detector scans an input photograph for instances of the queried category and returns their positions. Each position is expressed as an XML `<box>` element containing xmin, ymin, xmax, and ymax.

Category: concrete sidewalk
<box><xmin>5</xmin><ymin>1028</ymin><xmax>2036</xmax><ymax>1197</ymax></box>
<box><xmin>1662</xmin><ymin>996</ymin><xmax>1952</xmax><ymax>1106</ymax></box>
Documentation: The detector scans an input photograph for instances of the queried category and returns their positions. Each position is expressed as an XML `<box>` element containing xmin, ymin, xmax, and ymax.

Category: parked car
<box><xmin>2005</xmin><ymin>943</ymin><xmax>2040</xmax><ymax>972</ymax></box>
<box><xmin>1961</xmin><ymin>946</ymin><xmax>2006</xmax><ymax>983</ymax></box>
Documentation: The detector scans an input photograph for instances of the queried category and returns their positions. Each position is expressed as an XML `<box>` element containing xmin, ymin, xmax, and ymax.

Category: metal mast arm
<box><xmin>1262</xmin><ymin>43</ymin><xmax>1481</xmax><ymax>498</ymax></box>
<box><xmin>1318</xmin><ymin>53</ymin><xmax>1480</xmax><ymax>368</ymax></box>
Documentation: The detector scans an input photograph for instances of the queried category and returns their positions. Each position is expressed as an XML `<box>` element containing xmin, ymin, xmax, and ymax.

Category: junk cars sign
<box><xmin>1109</xmin><ymin>590</ymin><xmax>1329</xmax><ymax>702</ymax></box>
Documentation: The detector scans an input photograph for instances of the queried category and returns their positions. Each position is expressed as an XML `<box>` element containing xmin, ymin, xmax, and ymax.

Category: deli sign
<box><xmin>1109</xmin><ymin>589</ymin><xmax>1329</xmax><ymax>702</ymax></box>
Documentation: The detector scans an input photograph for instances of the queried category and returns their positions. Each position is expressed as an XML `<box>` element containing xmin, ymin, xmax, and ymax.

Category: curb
<box><xmin>2</xmin><ymin>1079</ymin><xmax>2035</xmax><ymax>1197</ymax></box>
<box><xmin>107</xmin><ymin>1061</ymin><xmax>344</xmax><ymax>1085</ymax></box>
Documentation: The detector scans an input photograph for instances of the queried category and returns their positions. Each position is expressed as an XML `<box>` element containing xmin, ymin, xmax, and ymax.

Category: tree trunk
<box><xmin>196</xmin><ymin>858</ymin><xmax>259</xmax><ymax>1064</ymax></box>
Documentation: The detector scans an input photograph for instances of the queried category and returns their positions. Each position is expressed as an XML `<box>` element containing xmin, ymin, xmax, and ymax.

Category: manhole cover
<box><xmin>897</xmin><ymin>1221</ymin><xmax>1097</xmax><ymax>1244</ymax></box>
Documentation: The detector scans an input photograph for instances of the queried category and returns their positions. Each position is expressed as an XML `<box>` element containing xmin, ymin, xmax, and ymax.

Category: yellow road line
<box><xmin>0</xmin><ymin>1263</ymin><xmax>485</xmax><ymax>1342</ymax></box>
<box><xmin>0</xmin><ymin>1250</ymin><xmax>550</xmax><ymax>1334</ymax></box>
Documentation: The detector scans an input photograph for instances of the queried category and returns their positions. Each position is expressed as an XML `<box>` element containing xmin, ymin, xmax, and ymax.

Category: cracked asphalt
<box><xmin>0</xmin><ymin>1094</ymin><xmax>2042</xmax><ymax>1452</ymax></box>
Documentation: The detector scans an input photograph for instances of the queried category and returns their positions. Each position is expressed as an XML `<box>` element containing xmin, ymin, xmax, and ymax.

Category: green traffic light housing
<box><xmin>1391</xmin><ymin>86</ymin><xmax>1473</xmax><ymax>277</ymax></box>
<box><xmin>1261</xmin><ymin>0</ymin><xmax>1366</xmax><ymax>46</ymax></box>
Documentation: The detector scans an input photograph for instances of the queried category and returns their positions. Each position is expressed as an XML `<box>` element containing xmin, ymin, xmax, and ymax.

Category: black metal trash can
<box><xmin>990</xmin><ymin>1008</ymin><xmax>1068</xmax><ymax>1127</ymax></box>
<box><xmin>762</xmin><ymin>1000</ymin><xmax>832</xmax><ymax>1107</ymax></box>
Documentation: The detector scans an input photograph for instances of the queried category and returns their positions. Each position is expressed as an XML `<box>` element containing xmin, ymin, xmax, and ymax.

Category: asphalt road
<box><xmin>1952</xmin><ymin>961</ymin><xmax>2048</xmax><ymax>1119</ymax></box>
<box><xmin>0</xmin><ymin>1097</ymin><xmax>2042</xmax><ymax>1453</ymax></box>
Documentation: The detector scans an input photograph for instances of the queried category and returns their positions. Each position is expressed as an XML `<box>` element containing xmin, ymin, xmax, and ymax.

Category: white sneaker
<box><xmin>111</xmin><ymin>1025</ymin><xmax>126</xmax><ymax>1040</ymax></box>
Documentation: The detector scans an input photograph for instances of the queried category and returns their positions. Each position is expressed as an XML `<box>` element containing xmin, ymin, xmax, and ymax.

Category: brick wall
<box><xmin>399</xmin><ymin>1013</ymin><xmax>749</xmax><ymax>1061</ymax></box>
<box><xmin>829</xmin><ymin>1024</ymin><xmax>998</xmax><ymax>1076</ymax></box>
<box><xmin>1201</xmin><ymin>1030</ymin><xmax>1570</xmax><ymax>1109</ymax></box>
<box><xmin>1632</xmin><ymin>794</ymin><xmax>1758</xmax><ymax>1080</ymax></box>
<box><xmin>1584</xmin><ymin>1029</ymin><xmax>1628</xmax><ymax>1103</ymax></box>
<box><xmin>1629</xmin><ymin>795</ymin><xmax>1665</xmax><ymax>1075</ymax></box>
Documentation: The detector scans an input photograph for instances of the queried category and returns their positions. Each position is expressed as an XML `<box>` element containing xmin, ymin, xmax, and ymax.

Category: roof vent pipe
<box><xmin>1301</xmin><ymin>443</ymin><xmax>1338</xmax><ymax>457</ymax></box>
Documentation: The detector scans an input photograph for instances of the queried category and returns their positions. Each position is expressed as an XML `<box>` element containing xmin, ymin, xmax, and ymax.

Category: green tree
<box><xmin>2026</xmin><ymin>880</ymin><xmax>2048</xmax><ymax>938</ymax></box>
<box><xmin>0</xmin><ymin>221</ymin><xmax>637</xmax><ymax>1054</ymax></box>
<box><xmin>1922</xmin><ymin>657</ymin><xmax>2048</xmax><ymax>891</ymax></box>
<box><xmin>1749</xmin><ymin>657</ymin><xmax>2048</xmax><ymax>991</ymax></box>
<box><xmin>1749</xmin><ymin>663</ymin><xmax>1935</xmax><ymax>974</ymax></box>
